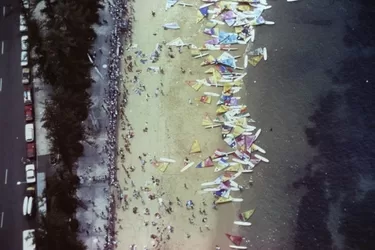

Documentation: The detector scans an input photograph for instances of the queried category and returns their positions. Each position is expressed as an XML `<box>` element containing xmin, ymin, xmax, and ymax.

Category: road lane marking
<box><xmin>1</xmin><ymin>41</ymin><xmax>3</xmax><ymax>54</ymax></box>
<box><xmin>0</xmin><ymin>78</ymin><xmax>2</xmax><ymax>92</ymax></box>
<box><xmin>2</xmin><ymin>6</ymin><xmax>5</xmax><ymax>17</ymax></box>
<box><xmin>0</xmin><ymin>212</ymin><xmax>3</xmax><ymax>228</ymax></box>
<box><xmin>4</xmin><ymin>169</ymin><xmax>8</xmax><ymax>184</ymax></box>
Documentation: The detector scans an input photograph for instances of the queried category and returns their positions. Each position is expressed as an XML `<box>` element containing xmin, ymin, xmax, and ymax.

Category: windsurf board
<box><xmin>232</xmin><ymin>198</ymin><xmax>243</xmax><ymax>202</ymax></box>
<box><xmin>251</xmin><ymin>28</ymin><xmax>255</xmax><ymax>42</ymax></box>
<box><xmin>178</xmin><ymin>2</ymin><xmax>193</xmax><ymax>6</ymax></box>
<box><xmin>204</xmin><ymin>92</ymin><xmax>220</xmax><ymax>97</ymax></box>
<box><xmin>263</xmin><ymin>47</ymin><xmax>268</xmax><ymax>60</ymax></box>
<box><xmin>203</xmin><ymin>188</ymin><xmax>220</xmax><ymax>192</ymax></box>
<box><xmin>180</xmin><ymin>161</ymin><xmax>195</xmax><ymax>172</ymax></box>
<box><xmin>230</xmin><ymin>171</ymin><xmax>242</xmax><ymax>181</ymax></box>
<box><xmin>234</xmin><ymin>221</ymin><xmax>252</xmax><ymax>226</ymax></box>
<box><xmin>160</xmin><ymin>158</ymin><xmax>176</xmax><ymax>163</ymax></box>
<box><xmin>265</xmin><ymin>20</ymin><xmax>275</xmax><ymax>25</ymax></box>
<box><xmin>242</xmin><ymin>169</ymin><xmax>254</xmax><ymax>173</ymax></box>
<box><xmin>254</xmin><ymin>129</ymin><xmax>262</xmax><ymax>139</ymax></box>
<box><xmin>254</xmin><ymin>154</ymin><xmax>269</xmax><ymax>163</ymax></box>
<box><xmin>252</xmin><ymin>144</ymin><xmax>266</xmax><ymax>154</ymax></box>
<box><xmin>230</xmin><ymin>246</ymin><xmax>248</xmax><ymax>249</ymax></box>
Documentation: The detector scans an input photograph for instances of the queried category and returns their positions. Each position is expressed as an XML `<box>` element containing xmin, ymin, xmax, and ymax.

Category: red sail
<box><xmin>225</xmin><ymin>233</ymin><xmax>243</xmax><ymax>246</ymax></box>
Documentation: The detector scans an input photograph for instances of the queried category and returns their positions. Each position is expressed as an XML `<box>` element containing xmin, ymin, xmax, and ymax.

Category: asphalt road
<box><xmin>0</xmin><ymin>2</ymin><xmax>35</xmax><ymax>249</ymax></box>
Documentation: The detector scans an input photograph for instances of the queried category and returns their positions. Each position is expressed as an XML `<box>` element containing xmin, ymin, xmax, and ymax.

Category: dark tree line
<box><xmin>22</xmin><ymin>0</ymin><xmax>104</xmax><ymax>249</ymax></box>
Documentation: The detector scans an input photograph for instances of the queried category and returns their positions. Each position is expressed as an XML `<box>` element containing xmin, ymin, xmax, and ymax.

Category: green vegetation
<box><xmin>22</xmin><ymin>0</ymin><xmax>104</xmax><ymax>249</ymax></box>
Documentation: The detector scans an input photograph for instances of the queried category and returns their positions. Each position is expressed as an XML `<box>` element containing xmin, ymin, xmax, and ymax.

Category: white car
<box><xmin>25</xmin><ymin>164</ymin><xmax>36</xmax><ymax>183</ymax></box>
<box><xmin>22</xmin><ymin>0</ymin><xmax>30</xmax><ymax>9</ymax></box>
<box><xmin>21</xmin><ymin>35</ymin><xmax>28</xmax><ymax>51</ymax></box>
<box><xmin>23</xmin><ymin>88</ymin><xmax>32</xmax><ymax>104</ymax></box>
<box><xmin>20</xmin><ymin>15</ymin><xmax>27</xmax><ymax>33</ymax></box>
<box><xmin>22</xmin><ymin>68</ymin><xmax>30</xmax><ymax>85</ymax></box>
<box><xmin>25</xmin><ymin>123</ymin><xmax>34</xmax><ymax>142</ymax></box>
<box><xmin>21</xmin><ymin>51</ymin><xmax>28</xmax><ymax>66</ymax></box>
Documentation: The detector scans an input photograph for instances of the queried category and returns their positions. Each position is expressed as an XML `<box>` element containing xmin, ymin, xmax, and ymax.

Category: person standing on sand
<box><xmin>184</xmin><ymin>157</ymin><xmax>189</xmax><ymax>165</ymax></box>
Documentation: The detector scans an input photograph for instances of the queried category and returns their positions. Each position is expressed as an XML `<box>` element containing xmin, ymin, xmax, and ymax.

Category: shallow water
<box><xmin>241</xmin><ymin>0</ymin><xmax>375</xmax><ymax>249</ymax></box>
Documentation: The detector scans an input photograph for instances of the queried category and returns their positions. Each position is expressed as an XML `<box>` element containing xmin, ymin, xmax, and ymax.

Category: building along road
<box><xmin>0</xmin><ymin>2</ymin><xmax>35</xmax><ymax>250</ymax></box>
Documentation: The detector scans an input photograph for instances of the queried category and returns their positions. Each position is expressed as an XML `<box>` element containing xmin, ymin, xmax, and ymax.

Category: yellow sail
<box><xmin>202</xmin><ymin>113</ymin><xmax>214</xmax><ymax>126</ymax></box>
<box><xmin>236</xmin><ymin>3</ymin><xmax>252</xmax><ymax>12</ymax></box>
<box><xmin>191</xmin><ymin>48</ymin><xmax>201</xmax><ymax>56</ymax></box>
<box><xmin>225</xmin><ymin>163</ymin><xmax>243</xmax><ymax>172</ymax></box>
<box><xmin>235</xmin><ymin>118</ymin><xmax>248</xmax><ymax>128</ymax></box>
<box><xmin>240</xmin><ymin>209</ymin><xmax>255</xmax><ymax>221</ymax></box>
<box><xmin>157</xmin><ymin>162</ymin><xmax>169</xmax><ymax>173</ymax></box>
<box><xmin>216</xmin><ymin>105</ymin><xmax>230</xmax><ymax>115</ymax></box>
<box><xmin>249</xmin><ymin>55</ymin><xmax>263</xmax><ymax>66</ymax></box>
<box><xmin>190</xmin><ymin>140</ymin><xmax>201</xmax><ymax>154</ymax></box>
<box><xmin>215</xmin><ymin>197</ymin><xmax>232</xmax><ymax>204</ymax></box>
<box><xmin>204</xmin><ymin>67</ymin><xmax>216</xmax><ymax>74</ymax></box>
<box><xmin>232</xmin><ymin>126</ymin><xmax>245</xmax><ymax>138</ymax></box>
<box><xmin>201</xmin><ymin>55</ymin><xmax>216</xmax><ymax>66</ymax></box>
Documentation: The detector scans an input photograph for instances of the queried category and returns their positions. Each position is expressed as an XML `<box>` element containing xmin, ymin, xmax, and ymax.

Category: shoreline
<box><xmin>116</xmin><ymin>0</ymin><xmax>271</xmax><ymax>249</ymax></box>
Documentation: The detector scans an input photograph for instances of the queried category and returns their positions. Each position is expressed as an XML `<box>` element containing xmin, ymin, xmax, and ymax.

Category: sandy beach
<box><xmin>115</xmin><ymin>0</ymin><xmax>265</xmax><ymax>249</ymax></box>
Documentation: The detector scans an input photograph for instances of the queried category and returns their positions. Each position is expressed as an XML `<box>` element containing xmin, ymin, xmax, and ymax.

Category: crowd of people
<box><xmin>101</xmin><ymin>0</ymin><xmax>133</xmax><ymax>249</ymax></box>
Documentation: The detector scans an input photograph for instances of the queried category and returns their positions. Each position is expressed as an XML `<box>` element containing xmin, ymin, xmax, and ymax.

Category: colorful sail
<box><xmin>221</xmin><ymin>125</ymin><xmax>233</xmax><ymax>136</ymax></box>
<box><xmin>203</xmin><ymin>27</ymin><xmax>220</xmax><ymax>36</ymax></box>
<box><xmin>225</xmin><ymin>233</ymin><xmax>243</xmax><ymax>246</ymax></box>
<box><xmin>211</xmin><ymin>149</ymin><xmax>233</xmax><ymax>159</ymax></box>
<box><xmin>214</xmin><ymin>189</ymin><xmax>230</xmax><ymax>197</ymax></box>
<box><xmin>214</xmin><ymin>158</ymin><xmax>230</xmax><ymax>172</ymax></box>
<box><xmin>196</xmin><ymin>157</ymin><xmax>214</xmax><ymax>168</ymax></box>
<box><xmin>200</xmin><ymin>95</ymin><xmax>212</xmax><ymax>104</ymax></box>
<box><xmin>186</xmin><ymin>80</ymin><xmax>203</xmax><ymax>91</ymax></box>
<box><xmin>197</xmin><ymin>4</ymin><xmax>211</xmax><ymax>23</ymax></box>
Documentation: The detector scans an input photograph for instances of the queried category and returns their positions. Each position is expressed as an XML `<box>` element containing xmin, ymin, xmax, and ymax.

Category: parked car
<box><xmin>26</xmin><ymin>186</ymin><xmax>35</xmax><ymax>195</ymax></box>
<box><xmin>21</xmin><ymin>51</ymin><xmax>28</xmax><ymax>66</ymax></box>
<box><xmin>24</xmin><ymin>105</ymin><xmax>33</xmax><ymax>122</ymax></box>
<box><xmin>20</xmin><ymin>15</ymin><xmax>27</xmax><ymax>33</ymax></box>
<box><xmin>25</xmin><ymin>164</ymin><xmax>36</xmax><ymax>184</ymax></box>
<box><xmin>26</xmin><ymin>142</ymin><xmax>35</xmax><ymax>159</ymax></box>
<box><xmin>23</xmin><ymin>87</ymin><xmax>32</xmax><ymax>104</ymax></box>
<box><xmin>21</xmin><ymin>35</ymin><xmax>28</xmax><ymax>51</ymax></box>
<box><xmin>22</xmin><ymin>68</ymin><xmax>30</xmax><ymax>85</ymax></box>
<box><xmin>22</xmin><ymin>0</ymin><xmax>30</xmax><ymax>9</ymax></box>
<box><xmin>25</xmin><ymin>123</ymin><xmax>34</xmax><ymax>142</ymax></box>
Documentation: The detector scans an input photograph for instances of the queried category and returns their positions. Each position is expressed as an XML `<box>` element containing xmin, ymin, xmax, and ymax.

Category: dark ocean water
<box><xmin>241</xmin><ymin>0</ymin><xmax>375</xmax><ymax>249</ymax></box>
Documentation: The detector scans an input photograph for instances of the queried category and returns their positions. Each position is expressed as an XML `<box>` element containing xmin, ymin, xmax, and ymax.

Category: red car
<box><xmin>26</xmin><ymin>142</ymin><xmax>36</xmax><ymax>159</ymax></box>
<box><xmin>24</xmin><ymin>105</ymin><xmax>33</xmax><ymax>121</ymax></box>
